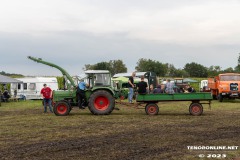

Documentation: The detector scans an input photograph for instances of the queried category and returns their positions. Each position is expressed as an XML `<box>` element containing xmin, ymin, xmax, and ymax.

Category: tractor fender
<box><xmin>91</xmin><ymin>88</ymin><xmax>115</xmax><ymax>96</ymax></box>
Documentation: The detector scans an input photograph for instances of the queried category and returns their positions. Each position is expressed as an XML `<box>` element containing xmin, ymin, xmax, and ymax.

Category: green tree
<box><xmin>135</xmin><ymin>58</ymin><xmax>168</xmax><ymax>76</ymax></box>
<box><xmin>207</xmin><ymin>65</ymin><xmax>221</xmax><ymax>77</ymax></box>
<box><xmin>109</xmin><ymin>60</ymin><xmax>127</xmax><ymax>76</ymax></box>
<box><xmin>184</xmin><ymin>62</ymin><xmax>208</xmax><ymax>77</ymax></box>
<box><xmin>235</xmin><ymin>53</ymin><xmax>240</xmax><ymax>72</ymax></box>
<box><xmin>84</xmin><ymin>62</ymin><xmax>111</xmax><ymax>71</ymax></box>
<box><xmin>238</xmin><ymin>53</ymin><xmax>240</xmax><ymax>64</ymax></box>
<box><xmin>223</xmin><ymin>67</ymin><xmax>234</xmax><ymax>73</ymax></box>
<box><xmin>165</xmin><ymin>64</ymin><xmax>189</xmax><ymax>77</ymax></box>
<box><xmin>83</xmin><ymin>60</ymin><xmax>127</xmax><ymax>76</ymax></box>
<box><xmin>235</xmin><ymin>65</ymin><xmax>240</xmax><ymax>72</ymax></box>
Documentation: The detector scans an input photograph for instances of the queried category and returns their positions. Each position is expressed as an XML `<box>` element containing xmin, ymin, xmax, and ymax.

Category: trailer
<box><xmin>10</xmin><ymin>77</ymin><xmax>58</xmax><ymax>100</ymax></box>
<box><xmin>136</xmin><ymin>92</ymin><xmax>212</xmax><ymax>116</ymax></box>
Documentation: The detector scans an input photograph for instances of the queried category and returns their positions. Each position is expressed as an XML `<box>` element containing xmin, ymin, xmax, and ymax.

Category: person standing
<box><xmin>137</xmin><ymin>76</ymin><xmax>148</xmax><ymax>94</ymax></box>
<box><xmin>77</xmin><ymin>80</ymin><xmax>89</xmax><ymax>109</ymax></box>
<box><xmin>41</xmin><ymin>84</ymin><xmax>53</xmax><ymax>113</ymax></box>
<box><xmin>128</xmin><ymin>72</ymin><xmax>136</xmax><ymax>103</ymax></box>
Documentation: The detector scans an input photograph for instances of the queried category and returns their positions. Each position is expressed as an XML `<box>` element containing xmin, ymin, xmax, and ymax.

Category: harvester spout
<box><xmin>27</xmin><ymin>56</ymin><xmax>76</xmax><ymax>88</ymax></box>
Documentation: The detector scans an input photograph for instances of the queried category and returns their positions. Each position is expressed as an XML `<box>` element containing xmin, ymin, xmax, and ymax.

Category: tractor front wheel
<box><xmin>53</xmin><ymin>101</ymin><xmax>71</xmax><ymax>116</ymax></box>
<box><xmin>88</xmin><ymin>90</ymin><xmax>115</xmax><ymax>115</ymax></box>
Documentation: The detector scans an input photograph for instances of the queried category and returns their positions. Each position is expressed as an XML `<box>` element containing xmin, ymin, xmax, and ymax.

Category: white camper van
<box><xmin>11</xmin><ymin>77</ymin><xmax>58</xmax><ymax>100</ymax></box>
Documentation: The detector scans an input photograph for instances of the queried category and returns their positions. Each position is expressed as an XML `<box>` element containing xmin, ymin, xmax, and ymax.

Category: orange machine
<box><xmin>208</xmin><ymin>73</ymin><xmax>240</xmax><ymax>102</ymax></box>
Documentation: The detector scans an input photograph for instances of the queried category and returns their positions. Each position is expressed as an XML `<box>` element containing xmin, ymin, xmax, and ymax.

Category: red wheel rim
<box><xmin>148</xmin><ymin>106</ymin><xmax>157</xmax><ymax>114</ymax></box>
<box><xmin>94</xmin><ymin>96</ymin><xmax>109</xmax><ymax>111</ymax></box>
<box><xmin>192</xmin><ymin>106</ymin><xmax>200</xmax><ymax>113</ymax></box>
<box><xmin>57</xmin><ymin>104</ymin><xmax>67</xmax><ymax>114</ymax></box>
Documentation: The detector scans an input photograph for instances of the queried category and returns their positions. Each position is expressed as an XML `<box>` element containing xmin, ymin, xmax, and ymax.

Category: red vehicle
<box><xmin>208</xmin><ymin>73</ymin><xmax>240</xmax><ymax>102</ymax></box>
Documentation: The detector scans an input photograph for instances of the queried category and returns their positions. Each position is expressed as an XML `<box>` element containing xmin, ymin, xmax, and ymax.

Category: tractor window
<box><xmin>220</xmin><ymin>75</ymin><xmax>240</xmax><ymax>81</ymax></box>
<box><xmin>94</xmin><ymin>74</ymin><xmax>111</xmax><ymax>86</ymax></box>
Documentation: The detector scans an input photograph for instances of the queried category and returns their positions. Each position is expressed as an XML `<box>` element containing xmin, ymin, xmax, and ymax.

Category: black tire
<box><xmin>212</xmin><ymin>95</ymin><xmax>217</xmax><ymax>100</ymax></box>
<box><xmin>145</xmin><ymin>103</ymin><xmax>159</xmax><ymax>115</ymax></box>
<box><xmin>88</xmin><ymin>90</ymin><xmax>115</xmax><ymax>115</ymax></box>
<box><xmin>218</xmin><ymin>94</ymin><xmax>223</xmax><ymax>102</ymax></box>
<box><xmin>53</xmin><ymin>101</ymin><xmax>71</xmax><ymax>116</ymax></box>
<box><xmin>211</xmin><ymin>90</ymin><xmax>217</xmax><ymax>100</ymax></box>
<box><xmin>189</xmin><ymin>103</ymin><xmax>203</xmax><ymax>116</ymax></box>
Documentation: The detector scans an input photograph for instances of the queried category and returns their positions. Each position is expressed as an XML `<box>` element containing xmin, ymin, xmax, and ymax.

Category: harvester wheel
<box><xmin>145</xmin><ymin>103</ymin><xmax>159</xmax><ymax>115</ymax></box>
<box><xmin>53</xmin><ymin>101</ymin><xmax>71</xmax><ymax>116</ymax></box>
<box><xmin>189</xmin><ymin>103</ymin><xmax>203</xmax><ymax>116</ymax></box>
<box><xmin>88</xmin><ymin>90</ymin><xmax>115</xmax><ymax>115</ymax></box>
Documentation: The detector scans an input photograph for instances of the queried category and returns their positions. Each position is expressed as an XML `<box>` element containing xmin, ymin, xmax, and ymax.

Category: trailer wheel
<box><xmin>189</xmin><ymin>103</ymin><xmax>203</xmax><ymax>116</ymax></box>
<box><xmin>88</xmin><ymin>90</ymin><xmax>115</xmax><ymax>115</ymax></box>
<box><xmin>145</xmin><ymin>103</ymin><xmax>159</xmax><ymax>115</ymax></box>
<box><xmin>53</xmin><ymin>101</ymin><xmax>71</xmax><ymax>116</ymax></box>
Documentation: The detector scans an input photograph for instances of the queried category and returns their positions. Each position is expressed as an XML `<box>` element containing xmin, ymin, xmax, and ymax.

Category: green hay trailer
<box><xmin>136</xmin><ymin>92</ymin><xmax>212</xmax><ymax>116</ymax></box>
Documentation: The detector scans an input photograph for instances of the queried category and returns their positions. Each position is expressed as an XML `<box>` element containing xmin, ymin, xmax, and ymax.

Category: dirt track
<box><xmin>0</xmin><ymin>101</ymin><xmax>239</xmax><ymax>160</ymax></box>
<box><xmin>1</xmin><ymin>115</ymin><xmax>240</xmax><ymax>160</ymax></box>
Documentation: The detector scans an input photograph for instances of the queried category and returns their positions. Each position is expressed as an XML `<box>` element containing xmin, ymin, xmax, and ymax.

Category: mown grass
<box><xmin>0</xmin><ymin>99</ymin><xmax>239</xmax><ymax>160</ymax></box>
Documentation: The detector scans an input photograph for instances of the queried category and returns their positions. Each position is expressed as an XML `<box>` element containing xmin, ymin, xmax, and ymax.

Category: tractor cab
<box><xmin>75</xmin><ymin>70</ymin><xmax>112</xmax><ymax>88</ymax></box>
<box><xmin>84</xmin><ymin>70</ymin><xmax>111</xmax><ymax>88</ymax></box>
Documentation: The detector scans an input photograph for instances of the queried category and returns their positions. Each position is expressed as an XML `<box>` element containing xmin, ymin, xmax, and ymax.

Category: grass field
<box><xmin>0</xmin><ymin>99</ymin><xmax>239</xmax><ymax>160</ymax></box>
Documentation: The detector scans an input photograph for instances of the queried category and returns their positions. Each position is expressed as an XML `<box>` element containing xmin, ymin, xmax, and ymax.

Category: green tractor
<box><xmin>28</xmin><ymin>56</ymin><xmax>116</xmax><ymax>116</ymax></box>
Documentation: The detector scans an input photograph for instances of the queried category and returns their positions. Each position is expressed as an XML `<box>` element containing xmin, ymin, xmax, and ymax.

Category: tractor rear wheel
<box><xmin>53</xmin><ymin>101</ymin><xmax>71</xmax><ymax>116</ymax></box>
<box><xmin>145</xmin><ymin>103</ymin><xmax>159</xmax><ymax>115</ymax></box>
<box><xmin>88</xmin><ymin>90</ymin><xmax>115</xmax><ymax>115</ymax></box>
<box><xmin>189</xmin><ymin>103</ymin><xmax>203</xmax><ymax>116</ymax></box>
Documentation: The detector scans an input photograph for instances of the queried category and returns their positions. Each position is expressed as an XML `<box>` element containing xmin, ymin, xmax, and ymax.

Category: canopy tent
<box><xmin>0</xmin><ymin>74</ymin><xmax>23</xmax><ymax>84</ymax></box>
<box><xmin>183</xmin><ymin>78</ymin><xmax>198</xmax><ymax>83</ymax></box>
<box><xmin>112</xmin><ymin>76</ymin><xmax>129</xmax><ymax>82</ymax></box>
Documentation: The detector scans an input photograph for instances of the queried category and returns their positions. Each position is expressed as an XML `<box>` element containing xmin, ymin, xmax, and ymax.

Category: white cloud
<box><xmin>1</xmin><ymin>0</ymin><xmax>240</xmax><ymax>44</ymax></box>
<box><xmin>0</xmin><ymin>0</ymin><xmax>239</xmax><ymax>75</ymax></box>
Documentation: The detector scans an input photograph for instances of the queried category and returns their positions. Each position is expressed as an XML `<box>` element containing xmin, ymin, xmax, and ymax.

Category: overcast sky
<box><xmin>0</xmin><ymin>0</ymin><xmax>240</xmax><ymax>76</ymax></box>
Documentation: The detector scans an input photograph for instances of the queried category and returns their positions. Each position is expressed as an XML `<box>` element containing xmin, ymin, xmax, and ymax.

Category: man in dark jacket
<box><xmin>137</xmin><ymin>76</ymin><xmax>148</xmax><ymax>94</ymax></box>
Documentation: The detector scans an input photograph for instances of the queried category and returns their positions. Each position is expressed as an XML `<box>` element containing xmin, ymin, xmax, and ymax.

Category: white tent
<box><xmin>0</xmin><ymin>75</ymin><xmax>23</xmax><ymax>104</ymax></box>
<box><xmin>0</xmin><ymin>74</ymin><xmax>23</xmax><ymax>84</ymax></box>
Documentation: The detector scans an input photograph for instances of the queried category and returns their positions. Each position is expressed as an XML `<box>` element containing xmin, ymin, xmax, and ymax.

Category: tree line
<box><xmin>0</xmin><ymin>71</ymin><xmax>23</xmax><ymax>78</ymax></box>
<box><xmin>1</xmin><ymin>54</ymin><xmax>239</xmax><ymax>78</ymax></box>
<box><xmin>84</xmin><ymin>54</ymin><xmax>240</xmax><ymax>78</ymax></box>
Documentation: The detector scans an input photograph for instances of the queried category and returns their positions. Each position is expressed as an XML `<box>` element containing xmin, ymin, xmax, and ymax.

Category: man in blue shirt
<box><xmin>77</xmin><ymin>81</ymin><xmax>89</xmax><ymax>109</ymax></box>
